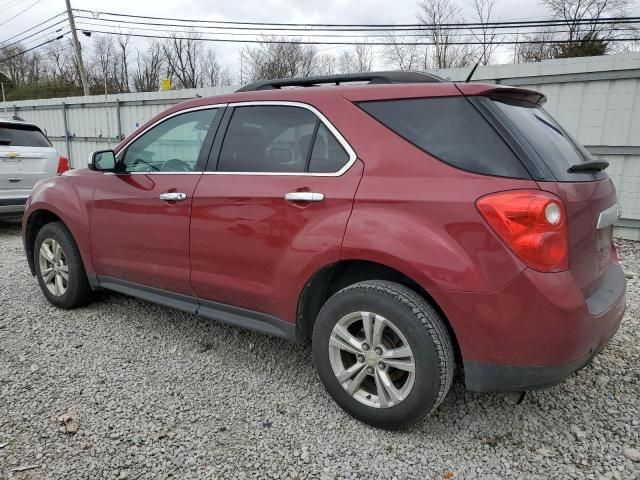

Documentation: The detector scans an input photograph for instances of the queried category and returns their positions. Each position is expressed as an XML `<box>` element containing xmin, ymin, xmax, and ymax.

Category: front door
<box><xmin>91</xmin><ymin>107</ymin><xmax>223</xmax><ymax>295</ymax></box>
<box><xmin>190</xmin><ymin>103</ymin><xmax>363</xmax><ymax>322</ymax></box>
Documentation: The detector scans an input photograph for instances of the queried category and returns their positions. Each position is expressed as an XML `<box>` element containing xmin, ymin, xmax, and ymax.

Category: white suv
<box><xmin>0</xmin><ymin>117</ymin><xmax>68</xmax><ymax>218</ymax></box>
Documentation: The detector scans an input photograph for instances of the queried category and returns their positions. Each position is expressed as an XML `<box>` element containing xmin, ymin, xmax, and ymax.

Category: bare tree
<box><xmin>382</xmin><ymin>31</ymin><xmax>427</xmax><ymax>71</ymax></box>
<box><xmin>91</xmin><ymin>35</ymin><xmax>116</xmax><ymax>93</ymax></box>
<box><xmin>467</xmin><ymin>0</ymin><xmax>498</xmax><ymax>65</ymax></box>
<box><xmin>242</xmin><ymin>38</ymin><xmax>317</xmax><ymax>81</ymax></box>
<box><xmin>337</xmin><ymin>42</ymin><xmax>375</xmax><ymax>73</ymax></box>
<box><xmin>45</xmin><ymin>39</ymin><xmax>79</xmax><ymax>87</ymax></box>
<box><xmin>517</xmin><ymin>30</ymin><xmax>559</xmax><ymax>62</ymax></box>
<box><xmin>162</xmin><ymin>32</ymin><xmax>203</xmax><ymax>88</ymax></box>
<box><xmin>203</xmin><ymin>49</ymin><xmax>232</xmax><ymax>86</ymax></box>
<box><xmin>114</xmin><ymin>33</ymin><xmax>131</xmax><ymax>93</ymax></box>
<box><xmin>132</xmin><ymin>40</ymin><xmax>164</xmax><ymax>92</ymax></box>
<box><xmin>313</xmin><ymin>52</ymin><xmax>338</xmax><ymax>75</ymax></box>
<box><xmin>518</xmin><ymin>0</ymin><xmax>633</xmax><ymax>61</ymax></box>
<box><xmin>418</xmin><ymin>0</ymin><xmax>474</xmax><ymax>68</ymax></box>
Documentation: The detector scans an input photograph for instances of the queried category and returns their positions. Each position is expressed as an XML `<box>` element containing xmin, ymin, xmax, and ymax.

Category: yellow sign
<box><xmin>160</xmin><ymin>79</ymin><xmax>171</xmax><ymax>91</ymax></box>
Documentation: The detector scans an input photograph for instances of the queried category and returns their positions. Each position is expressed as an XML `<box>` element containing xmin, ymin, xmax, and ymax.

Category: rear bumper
<box><xmin>433</xmin><ymin>263</ymin><xmax>626</xmax><ymax>392</ymax></box>
<box><xmin>464</xmin><ymin>317</ymin><xmax>620</xmax><ymax>391</ymax></box>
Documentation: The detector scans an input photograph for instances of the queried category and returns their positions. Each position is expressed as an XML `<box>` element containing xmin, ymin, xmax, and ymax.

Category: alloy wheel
<box><xmin>38</xmin><ymin>238</ymin><xmax>68</xmax><ymax>297</ymax></box>
<box><xmin>328</xmin><ymin>311</ymin><xmax>415</xmax><ymax>408</ymax></box>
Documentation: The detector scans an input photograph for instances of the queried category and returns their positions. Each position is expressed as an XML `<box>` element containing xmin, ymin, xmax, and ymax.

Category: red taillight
<box><xmin>476</xmin><ymin>190</ymin><xmax>568</xmax><ymax>272</ymax></box>
<box><xmin>57</xmin><ymin>156</ymin><xmax>70</xmax><ymax>175</ymax></box>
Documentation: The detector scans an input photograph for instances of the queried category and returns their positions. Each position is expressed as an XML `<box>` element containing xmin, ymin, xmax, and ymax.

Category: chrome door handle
<box><xmin>159</xmin><ymin>192</ymin><xmax>187</xmax><ymax>201</ymax></box>
<box><xmin>285</xmin><ymin>191</ymin><xmax>325</xmax><ymax>202</ymax></box>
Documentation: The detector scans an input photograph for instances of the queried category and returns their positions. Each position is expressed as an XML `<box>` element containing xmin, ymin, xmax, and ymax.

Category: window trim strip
<box><xmin>108</xmin><ymin>101</ymin><xmax>357</xmax><ymax>177</ymax></box>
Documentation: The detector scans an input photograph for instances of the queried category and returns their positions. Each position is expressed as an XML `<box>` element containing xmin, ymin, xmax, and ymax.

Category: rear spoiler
<box><xmin>455</xmin><ymin>83</ymin><xmax>547</xmax><ymax>106</ymax></box>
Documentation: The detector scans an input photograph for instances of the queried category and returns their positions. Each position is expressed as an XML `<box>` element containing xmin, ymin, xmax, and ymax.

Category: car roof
<box><xmin>0</xmin><ymin>116</ymin><xmax>39</xmax><ymax>128</ymax></box>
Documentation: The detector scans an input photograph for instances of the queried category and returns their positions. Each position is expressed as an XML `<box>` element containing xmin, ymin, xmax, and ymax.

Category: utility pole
<box><xmin>1</xmin><ymin>82</ymin><xmax>6</xmax><ymax>113</ymax></box>
<box><xmin>65</xmin><ymin>0</ymin><xmax>90</xmax><ymax>96</ymax></box>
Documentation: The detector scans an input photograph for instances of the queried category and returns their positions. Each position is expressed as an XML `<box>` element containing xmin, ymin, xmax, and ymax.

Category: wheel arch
<box><xmin>296</xmin><ymin>259</ymin><xmax>461</xmax><ymax>361</ymax></box>
<box><xmin>24</xmin><ymin>209</ymin><xmax>64</xmax><ymax>275</ymax></box>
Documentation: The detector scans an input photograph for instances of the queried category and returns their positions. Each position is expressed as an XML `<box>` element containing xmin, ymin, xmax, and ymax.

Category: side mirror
<box><xmin>89</xmin><ymin>150</ymin><xmax>117</xmax><ymax>172</ymax></box>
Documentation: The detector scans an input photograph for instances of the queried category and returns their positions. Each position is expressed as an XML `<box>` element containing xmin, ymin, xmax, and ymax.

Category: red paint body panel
<box><xmin>190</xmin><ymin>161</ymin><xmax>363</xmax><ymax>322</ymax></box>
<box><xmin>433</xmin><ymin>265</ymin><xmax>625</xmax><ymax>366</ymax></box>
<box><xmin>23</xmin><ymin>168</ymin><xmax>98</xmax><ymax>277</ymax></box>
<box><xmin>90</xmin><ymin>174</ymin><xmax>201</xmax><ymax>295</ymax></box>
<box><xmin>23</xmin><ymin>80</ymin><xmax>626</xmax><ymax>391</ymax></box>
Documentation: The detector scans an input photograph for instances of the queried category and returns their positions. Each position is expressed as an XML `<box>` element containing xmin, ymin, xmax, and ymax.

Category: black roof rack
<box><xmin>235</xmin><ymin>71</ymin><xmax>447</xmax><ymax>92</ymax></box>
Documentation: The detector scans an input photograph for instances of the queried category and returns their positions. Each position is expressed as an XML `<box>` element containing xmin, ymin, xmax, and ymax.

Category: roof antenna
<box><xmin>464</xmin><ymin>61</ymin><xmax>480</xmax><ymax>83</ymax></box>
<box><xmin>465</xmin><ymin>44</ymin><xmax>488</xmax><ymax>83</ymax></box>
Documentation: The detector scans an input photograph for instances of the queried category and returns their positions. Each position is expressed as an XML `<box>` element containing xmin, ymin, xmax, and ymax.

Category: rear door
<box><xmin>189</xmin><ymin>102</ymin><xmax>362</xmax><ymax>322</ymax></box>
<box><xmin>0</xmin><ymin>122</ymin><xmax>58</xmax><ymax>202</ymax></box>
<box><xmin>90</xmin><ymin>106</ymin><xmax>223</xmax><ymax>295</ymax></box>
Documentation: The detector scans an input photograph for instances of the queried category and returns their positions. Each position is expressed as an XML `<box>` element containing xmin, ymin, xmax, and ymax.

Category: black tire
<box><xmin>312</xmin><ymin>280</ymin><xmax>454</xmax><ymax>429</ymax></box>
<box><xmin>33</xmin><ymin>221</ymin><xmax>92</xmax><ymax>309</ymax></box>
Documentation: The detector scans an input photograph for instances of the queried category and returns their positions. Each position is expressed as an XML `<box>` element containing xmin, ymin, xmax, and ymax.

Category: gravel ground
<box><xmin>0</xmin><ymin>218</ymin><xmax>638</xmax><ymax>480</ymax></box>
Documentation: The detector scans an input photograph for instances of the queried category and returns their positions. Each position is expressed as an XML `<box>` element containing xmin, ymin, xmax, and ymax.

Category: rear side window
<box><xmin>218</xmin><ymin>106</ymin><xmax>317</xmax><ymax>173</ymax></box>
<box><xmin>216</xmin><ymin>105</ymin><xmax>351</xmax><ymax>174</ymax></box>
<box><xmin>358</xmin><ymin>97</ymin><xmax>530</xmax><ymax>179</ymax></box>
<box><xmin>488</xmin><ymin>98</ymin><xmax>602</xmax><ymax>181</ymax></box>
<box><xmin>308</xmin><ymin>124</ymin><xmax>349</xmax><ymax>173</ymax></box>
<box><xmin>0</xmin><ymin>124</ymin><xmax>50</xmax><ymax>147</ymax></box>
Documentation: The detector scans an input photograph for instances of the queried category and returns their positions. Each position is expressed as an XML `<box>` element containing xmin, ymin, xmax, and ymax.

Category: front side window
<box><xmin>216</xmin><ymin>105</ymin><xmax>351</xmax><ymax>174</ymax></box>
<box><xmin>122</xmin><ymin>108</ymin><xmax>219</xmax><ymax>173</ymax></box>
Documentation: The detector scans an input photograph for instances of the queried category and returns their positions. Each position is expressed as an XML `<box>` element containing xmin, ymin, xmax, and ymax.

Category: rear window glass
<box><xmin>0</xmin><ymin>124</ymin><xmax>50</xmax><ymax>147</ymax></box>
<box><xmin>488</xmin><ymin>98</ymin><xmax>598</xmax><ymax>181</ymax></box>
<box><xmin>358</xmin><ymin>97</ymin><xmax>529</xmax><ymax>179</ymax></box>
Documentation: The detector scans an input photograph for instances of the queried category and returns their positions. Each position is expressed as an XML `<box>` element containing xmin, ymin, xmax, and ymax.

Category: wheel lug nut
<box><xmin>375</xmin><ymin>347</ymin><xmax>383</xmax><ymax>355</ymax></box>
<box><xmin>378</xmin><ymin>362</ymin><xmax>386</xmax><ymax>370</ymax></box>
<box><xmin>366</xmin><ymin>366</ymin><xmax>374</xmax><ymax>374</ymax></box>
<box><xmin>357</xmin><ymin>355</ymin><xmax>365</xmax><ymax>363</ymax></box>
<box><xmin>362</xmin><ymin>343</ymin><xmax>370</xmax><ymax>351</ymax></box>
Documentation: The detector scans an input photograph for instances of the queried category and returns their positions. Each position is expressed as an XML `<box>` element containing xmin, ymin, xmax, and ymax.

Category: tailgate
<box><xmin>538</xmin><ymin>178</ymin><xmax>618</xmax><ymax>297</ymax></box>
<box><xmin>0</xmin><ymin>147</ymin><xmax>58</xmax><ymax>190</ymax></box>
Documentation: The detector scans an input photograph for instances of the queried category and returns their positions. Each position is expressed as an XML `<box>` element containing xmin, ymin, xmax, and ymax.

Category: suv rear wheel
<box><xmin>312</xmin><ymin>280</ymin><xmax>454</xmax><ymax>429</ymax></box>
<box><xmin>34</xmin><ymin>222</ymin><xmax>92</xmax><ymax>309</ymax></box>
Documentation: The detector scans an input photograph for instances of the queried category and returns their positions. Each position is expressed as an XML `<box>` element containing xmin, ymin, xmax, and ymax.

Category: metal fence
<box><xmin>4</xmin><ymin>86</ymin><xmax>235</xmax><ymax>171</ymax></box>
<box><xmin>5</xmin><ymin>52</ymin><xmax>640</xmax><ymax>239</ymax></box>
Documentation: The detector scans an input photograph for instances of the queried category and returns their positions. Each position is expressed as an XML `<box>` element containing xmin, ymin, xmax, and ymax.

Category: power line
<box><xmin>74</xmin><ymin>8</ymin><xmax>640</xmax><ymax>31</ymax></box>
<box><xmin>1</xmin><ymin>19</ymin><xmax>67</xmax><ymax>51</ymax></box>
<box><xmin>0</xmin><ymin>34</ymin><xmax>66</xmax><ymax>63</ymax></box>
<box><xmin>73</xmin><ymin>14</ymin><xmax>640</xmax><ymax>36</ymax></box>
<box><xmin>74</xmin><ymin>19</ymin><xmax>640</xmax><ymax>41</ymax></box>
<box><xmin>77</xmin><ymin>27</ymin><xmax>640</xmax><ymax>46</ymax></box>
<box><xmin>0</xmin><ymin>0</ymin><xmax>45</xmax><ymax>27</ymax></box>
<box><xmin>0</xmin><ymin>12</ymin><xmax>66</xmax><ymax>45</ymax></box>
<box><xmin>0</xmin><ymin>0</ymin><xmax>24</xmax><ymax>14</ymax></box>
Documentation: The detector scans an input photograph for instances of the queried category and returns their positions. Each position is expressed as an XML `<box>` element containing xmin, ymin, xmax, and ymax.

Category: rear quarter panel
<box><xmin>337</xmin><ymin>98</ymin><xmax>539</xmax><ymax>294</ymax></box>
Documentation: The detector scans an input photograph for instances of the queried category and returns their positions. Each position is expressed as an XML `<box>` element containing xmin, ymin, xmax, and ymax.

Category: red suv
<box><xmin>22</xmin><ymin>72</ymin><xmax>626</xmax><ymax>428</ymax></box>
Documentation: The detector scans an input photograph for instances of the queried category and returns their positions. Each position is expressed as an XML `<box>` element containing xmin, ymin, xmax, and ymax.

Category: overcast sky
<box><xmin>4</xmin><ymin>0</ymin><xmax>640</xmax><ymax>79</ymax></box>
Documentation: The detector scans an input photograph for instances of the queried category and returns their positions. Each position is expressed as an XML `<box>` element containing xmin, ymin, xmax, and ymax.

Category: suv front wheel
<box><xmin>34</xmin><ymin>221</ymin><xmax>92</xmax><ymax>309</ymax></box>
<box><xmin>312</xmin><ymin>280</ymin><xmax>454</xmax><ymax>429</ymax></box>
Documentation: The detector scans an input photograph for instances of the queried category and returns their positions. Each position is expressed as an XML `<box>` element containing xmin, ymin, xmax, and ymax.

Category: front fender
<box><xmin>23</xmin><ymin>170</ymin><xmax>97</xmax><ymax>277</ymax></box>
